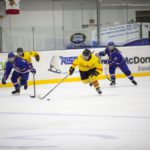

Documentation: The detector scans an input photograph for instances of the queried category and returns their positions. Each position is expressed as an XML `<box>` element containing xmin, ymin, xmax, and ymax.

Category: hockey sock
<box><xmin>92</xmin><ymin>80</ymin><xmax>100</xmax><ymax>89</ymax></box>
<box><xmin>110</xmin><ymin>74</ymin><xmax>115</xmax><ymax>82</ymax></box>
<box><xmin>124</xmin><ymin>70</ymin><xmax>134</xmax><ymax>81</ymax></box>
<box><xmin>20</xmin><ymin>80</ymin><xmax>27</xmax><ymax>86</ymax></box>
<box><xmin>13</xmin><ymin>82</ymin><xmax>20</xmax><ymax>89</ymax></box>
<box><xmin>127</xmin><ymin>75</ymin><xmax>137</xmax><ymax>85</ymax></box>
<box><xmin>92</xmin><ymin>80</ymin><xmax>102</xmax><ymax>94</ymax></box>
<box><xmin>128</xmin><ymin>75</ymin><xmax>134</xmax><ymax>81</ymax></box>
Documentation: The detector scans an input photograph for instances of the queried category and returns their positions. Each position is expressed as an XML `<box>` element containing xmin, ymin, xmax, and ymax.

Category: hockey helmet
<box><xmin>17</xmin><ymin>47</ymin><xmax>24</xmax><ymax>57</ymax></box>
<box><xmin>8</xmin><ymin>52</ymin><xmax>15</xmax><ymax>58</ymax></box>
<box><xmin>107</xmin><ymin>42</ymin><xmax>115</xmax><ymax>50</ymax></box>
<box><xmin>108</xmin><ymin>42</ymin><xmax>115</xmax><ymax>46</ymax></box>
<box><xmin>8</xmin><ymin>52</ymin><xmax>15</xmax><ymax>62</ymax></box>
<box><xmin>82</xmin><ymin>49</ymin><xmax>91</xmax><ymax>60</ymax></box>
<box><xmin>17</xmin><ymin>48</ymin><xmax>23</xmax><ymax>53</ymax></box>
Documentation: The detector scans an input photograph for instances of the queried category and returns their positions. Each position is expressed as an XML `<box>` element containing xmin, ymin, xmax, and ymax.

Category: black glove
<box><xmin>2</xmin><ymin>78</ymin><xmax>6</xmax><ymax>85</ymax></box>
<box><xmin>31</xmin><ymin>68</ymin><xmax>36</xmax><ymax>74</ymax></box>
<box><xmin>95</xmin><ymin>71</ymin><xmax>99</xmax><ymax>76</ymax></box>
<box><xmin>90</xmin><ymin>71</ymin><xmax>99</xmax><ymax>77</ymax></box>
<box><xmin>69</xmin><ymin>67</ymin><xmax>75</xmax><ymax>76</ymax></box>
<box><xmin>35</xmin><ymin>55</ymin><xmax>40</xmax><ymax>62</ymax></box>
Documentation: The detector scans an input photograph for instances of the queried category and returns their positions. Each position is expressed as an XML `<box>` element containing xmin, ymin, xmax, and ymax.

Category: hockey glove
<box><xmin>103</xmin><ymin>59</ymin><xmax>109</xmax><ymax>64</ymax></box>
<box><xmin>90</xmin><ymin>71</ymin><xmax>99</xmax><ymax>77</ymax></box>
<box><xmin>35</xmin><ymin>55</ymin><xmax>40</xmax><ymax>62</ymax></box>
<box><xmin>69</xmin><ymin>67</ymin><xmax>75</xmax><ymax>76</ymax></box>
<box><xmin>2</xmin><ymin>78</ymin><xmax>6</xmax><ymax>85</ymax></box>
<box><xmin>95</xmin><ymin>71</ymin><xmax>99</xmax><ymax>76</ymax></box>
<box><xmin>31</xmin><ymin>68</ymin><xmax>36</xmax><ymax>74</ymax></box>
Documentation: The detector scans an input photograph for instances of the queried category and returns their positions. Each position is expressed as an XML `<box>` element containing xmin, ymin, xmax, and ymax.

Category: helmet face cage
<box><xmin>83</xmin><ymin>55</ymin><xmax>90</xmax><ymax>60</ymax></box>
<box><xmin>8</xmin><ymin>57</ymin><xmax>15</xmax><ymax>63</ymax></box>
<box><xmin>108</xmin><ymin>45</ymin><xmax>114</xmax><ymax>50</ymax></box>
<box><xmin>17</xmin><ymin>51</ymin><xmax>23</xmax><ymax>57</ymax></box>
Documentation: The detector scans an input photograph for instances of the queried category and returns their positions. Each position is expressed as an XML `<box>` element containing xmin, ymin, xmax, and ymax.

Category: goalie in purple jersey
<box><xmin>97</xmin><ymin>42</ymin><xmax>137</xmax><ymax>86</ymax></box>
<box><xmin>1</xmin><ymin>52</ymin><xmax>36</xmax><ymax>94</ymax></box>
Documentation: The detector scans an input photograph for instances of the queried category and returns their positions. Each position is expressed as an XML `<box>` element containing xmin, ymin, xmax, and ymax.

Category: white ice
<box><xmin>0</xmin><ymin>76</ymin><xmax>150</xmax><ymax>150</ymax></box>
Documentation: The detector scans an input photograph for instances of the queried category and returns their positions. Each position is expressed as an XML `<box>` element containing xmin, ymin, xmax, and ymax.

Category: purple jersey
<box><xmin>99</xmin><ymin>47</ymin><xmax>125</xmax><ymax>65</ymax></box>
<box><xmin>3</xmin><ymin>57</ymin><xmax>31</xmax><ymax>80</ymax></box>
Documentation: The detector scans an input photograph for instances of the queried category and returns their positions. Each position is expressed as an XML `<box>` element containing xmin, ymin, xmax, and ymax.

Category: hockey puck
<box><xmin>47</xmin><ymin>99</ymin><xmax>51</xmax><ymax>101</ymax></box>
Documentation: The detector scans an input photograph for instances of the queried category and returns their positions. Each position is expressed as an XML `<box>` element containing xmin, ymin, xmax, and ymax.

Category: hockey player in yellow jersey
<box><xmin>16</xmin><ymin>48</ymin><xmax>40</xmax><ymax>63</ymax></box>
<box><xmin>68</xmin><ymin>49</ymin><xmax>103</xmax><ymax>94</ymax></box>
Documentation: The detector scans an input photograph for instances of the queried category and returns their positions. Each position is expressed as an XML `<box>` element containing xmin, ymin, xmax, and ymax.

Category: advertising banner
<box><xmin>0</xmin><ymin>46</ymin><xmax>150</xmax><ymax>87</ymax></box>
<box><xmin>91</xmin><ymin>23</ymin><xmax>141</xmax><ymax>46</ymax></box>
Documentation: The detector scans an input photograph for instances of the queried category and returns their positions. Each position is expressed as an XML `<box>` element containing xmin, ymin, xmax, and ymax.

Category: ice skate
<box><xmin>89</xmin><ymin>82</ymin><xmax>93</xmax><ymax>86</ymax></box>
<box><xmin>24</xmin><ymin>84</ymin><xmax>28</xmax><ymax>90</ymax></box>
<box><xmin>132</xmin><ymin>80</ymin><xmax>137</xmax><ymax>85</ymax></box>
<box><xmin>110</xmin><ymin>81</ymin><xmax>116</xmax><ymax>86</ymax></box>
<box><xmin>12</xmin><ymin>88</ymin><xmax>20</xmax><ymax>94</ymax></box>
<box><xmin>96</xmin><ymin>87</ymin><xmax>102</xmax><ymax>94</ymax></box>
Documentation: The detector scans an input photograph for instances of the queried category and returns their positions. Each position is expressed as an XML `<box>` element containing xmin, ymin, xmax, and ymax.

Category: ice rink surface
<box><xmin>0</xmin><ymin>76</ymin><xmax>150</xmax><ymax>150</ymax></box>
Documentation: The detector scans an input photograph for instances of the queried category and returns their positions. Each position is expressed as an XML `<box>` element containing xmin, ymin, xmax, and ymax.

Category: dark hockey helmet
<box><xmin>83</xmin><ymin>49</ymin><xmax>91</xmax><ymax>56</ymax></box>
<box><xmin>17</xmin><ymin>47</ymin><xmax>23</xmax><ymax>53</ymax></box>
<box><xmin>17</xmin><ymin>48</ymin><xmax>24</xmax><ymax>57</ymax></box>
<box><xmin>82</xmin><ymin>49</ymin><xmax>91</xmax><ymax>60</ymax></box>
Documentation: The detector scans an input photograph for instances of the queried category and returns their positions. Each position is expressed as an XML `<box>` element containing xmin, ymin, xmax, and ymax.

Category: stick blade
<box><xmin>30</xmin><ymin>95</ymin><xmax>36</xmax><ymax>98</ymax></box>
<box><xmin>30</xmin><ymin>94</ymin><xmax>43</xmax><ymax>100</ymax></box>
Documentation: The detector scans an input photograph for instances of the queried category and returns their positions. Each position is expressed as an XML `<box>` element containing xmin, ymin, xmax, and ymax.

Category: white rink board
<box><xmin>0</xmin><ymin>46</ymin><xmax>150</xmax><ymax>82</ymax></box>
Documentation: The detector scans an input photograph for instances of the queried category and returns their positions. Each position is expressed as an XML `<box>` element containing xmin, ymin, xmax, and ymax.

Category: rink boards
<box><xmin>0</xmin><ymin>46</ymin><xmax>150</xmax><ymax>87</ymax></box>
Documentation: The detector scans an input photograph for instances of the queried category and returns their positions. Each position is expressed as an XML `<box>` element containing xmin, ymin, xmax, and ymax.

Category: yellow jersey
<box><xmin>71</xmin><ymin>54</ymin><xmax>103</xmax><ymax>74</ymax></box>
<box><xmin>22</xmin><ymin>51</ymin><xmax>39</xmax><ymax>63</ymax></box>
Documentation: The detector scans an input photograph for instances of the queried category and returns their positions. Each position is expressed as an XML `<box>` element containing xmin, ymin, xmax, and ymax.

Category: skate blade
<box><xmin>29</xmin><ymin>94</ymin><xmax>43</xmax><ymax>99</ymax></box>
<box><xmin>110</xmin><ymin>84</ymin><xmax>116</xmax><ymax>87</ymax></box>
<box><xmin>12</xmin><ymin>93</ymin><xmax>20</xmax><ymax>95</ymax></box>
<box><xmin>30</xmin><ymin>95</ymin><xmax>36</xmax><ymax>98</ymax></box>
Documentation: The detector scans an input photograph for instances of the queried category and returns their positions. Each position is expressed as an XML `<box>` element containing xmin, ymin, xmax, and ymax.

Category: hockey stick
<box><xmin>30</xmin><ymin>74</ymin><xmax>36</xmax><ymax>98</ymax></box>
<box><xmin>98</xmin><ymin>55</ymin><xmax>111</xmax><ymax>82</ymax></box>
<box><xmin>38</xmin><ymin>74</ymin><xmax>68</xmax><ymax>100</ymax></box>
<box><xmin>104</xmin><ymin>63</ymin><xmax>111</xmax><ymax>82</ymax></box>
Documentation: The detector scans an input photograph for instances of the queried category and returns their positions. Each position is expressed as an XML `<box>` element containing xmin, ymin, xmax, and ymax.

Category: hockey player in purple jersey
<box><xmin>98</xmin><ymin>42</ymin><xmax>137</xmax><ymax>86</ymax></box>
<box><xmin>1</xmin><ymin>52</ymin><xmax>36</xmax><ymax>94</ymax></box>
